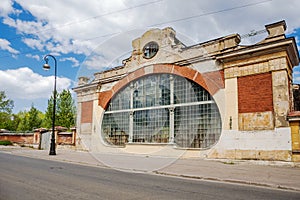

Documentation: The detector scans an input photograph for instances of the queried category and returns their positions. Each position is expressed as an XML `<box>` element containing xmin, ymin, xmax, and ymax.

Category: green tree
<box><xmin>0</xmin><ymin>91</ymin><xmax>14</xmax><ymax>130</ymax></box>
<box><xmin>57</xmin><ymin>89</ymin><xmax>76</xmax><ymax>129</ymax></box>
<box><xmin>28</xmin><ymin>104</ymin><xmax>42</xmax><ymax>130</ymax></box>
<box><xmin>43</xmin><ymin>90</ymin><xmax>76</xmax><ymax>129</ymax></box>
<box><xmin>0</xmin><ymin>91</ymin><xmax>13</xmax><ymax>113</ymax></box>
<box><xmin>43</xmin><ymin>92</ymin><xmax>57</xmax><ymax>129</ymax></box>
<box><xmin>16</xmin><ymin>111</ymin><xmax>29</xmax><ymax>131</ymax></box>
<box><xmin>9</xmin><ymin>114</ymin><xmax>21</xmax><ymax>131</ymax></box>
<box><xmin>16</xmin><ymin>105</ymin><xmax>43</xmax><ymax>131</ymax></box>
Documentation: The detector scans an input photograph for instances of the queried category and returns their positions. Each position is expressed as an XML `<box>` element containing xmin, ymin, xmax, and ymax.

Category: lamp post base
<box><xmin>49</xmin><ymin>150</ymin><xmax>56</xmax><ymax>155</ymax></box>
<box><xmin>49</xmin><ymin>139</ymin><xmax>56</xmax><ymax>155</ymax></box>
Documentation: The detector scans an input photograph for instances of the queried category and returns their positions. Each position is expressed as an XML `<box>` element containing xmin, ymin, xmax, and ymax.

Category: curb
<box><xmin>153</xmin><ymin>171</ymin><xmax>300</xmax><ymax>192</ymax></box>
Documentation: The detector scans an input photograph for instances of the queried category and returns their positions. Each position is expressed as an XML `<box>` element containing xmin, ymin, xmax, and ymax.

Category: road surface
<box><xmin>0</xmin><ymin>152</ymin><xmax>298</xmax><ymax>200</ymax></box>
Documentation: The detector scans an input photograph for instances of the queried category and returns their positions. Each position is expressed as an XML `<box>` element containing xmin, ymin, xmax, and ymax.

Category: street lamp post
<box><xmin>43</xmin><ymin>54</ymin><xmax>57</xmax><ymax>155</ymax></box>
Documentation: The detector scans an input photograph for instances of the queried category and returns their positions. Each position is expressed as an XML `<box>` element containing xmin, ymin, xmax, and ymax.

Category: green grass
<box><xmin>0</xmin><ymin>140</ymin><xmax>13</xmax><ymax>146</ymax></box>
<box><xmin>222</xmin><ymin>161</ymin><xmax>235</xmax><ymax>165</ymax></box>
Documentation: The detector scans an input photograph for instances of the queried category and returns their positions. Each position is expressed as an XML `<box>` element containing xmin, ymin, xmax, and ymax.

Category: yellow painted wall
<box><xmin>289</xmin><ymin>121</ymin><xmax>300</xmax><ymax>162</ymax></box>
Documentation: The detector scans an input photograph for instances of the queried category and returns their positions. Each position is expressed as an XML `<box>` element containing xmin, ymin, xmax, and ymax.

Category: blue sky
<box><xmin>0</xmin><ymin>0</ymin><xmax>299</xmax><ymax>113</ymax></box>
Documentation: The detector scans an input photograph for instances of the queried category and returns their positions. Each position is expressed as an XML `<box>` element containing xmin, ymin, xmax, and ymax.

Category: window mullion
<box><xmin>129</xmin><ymin>83</ymin><xmax>134</xmax><ymax>143</ymax></box>
<box><xmin>169</xmin><ymin>75</ymin><xmax>175</xmax><ymax>143</ymax></box>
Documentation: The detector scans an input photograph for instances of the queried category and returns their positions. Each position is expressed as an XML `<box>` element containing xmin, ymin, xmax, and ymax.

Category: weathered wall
<box><xmin>272</xmin><ymin>70</ymin><xmax>290</xmax><ymax>127</ymax></box>
<box><xmin>209</xmin><ymin>128</ymin><xmax>292</xmax><ymax>161</ymax></box>
<box><xmin>0</xmin><ymin>134</ymin><xmax>34</xmax><ymax>144</ymax></box>
<box><xmin>74</xmin><ymin>80</ymin><xmax>99</xmax><ymax>148</ymax></box>
<box><xmin>0</xmin><ymin>131</ymin><xmax>76</xmax><ymax>146</ymax></box>
<box><xmin>239</xmin><ymin>111</ymin><xmax>274</xmax><ymax>130</ymax></box>
<box><xmin>57</xmin><ymin>133</ymin><xmax>73</xmax><ymax>145</ymax></box>
<box><xmin>80</xmin><ymin>100</ymin><xmax>93</xmax><ymax>136</ymax></box>
<box><xmin>224</xmin><ymin>78</ymin><xmax>238</xmax><ymax>130</ymax></box>
<box><xmin>223</xmin><ymin>54</ymin><xmax>292</xmax><ymax>131</ymax></box>
<box><xmin>237</xmin><ymin>73</ymin><xmax>274</xmax><ymax>130</ymax></box>
<box><xmin>81</xmin><ymin>101</ymin><xmax>93</xmax><ymax>123</ymax></box>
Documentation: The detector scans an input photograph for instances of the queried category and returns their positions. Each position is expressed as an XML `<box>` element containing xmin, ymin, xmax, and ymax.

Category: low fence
<box><xmin>0</xmin><ymin>128</ymin><xmax>76</xmax><ymax>148</ymax></box>
<box><xmin>0</xmin><ymin>132</ymin><xmax>36</xmax><ymax>144</ymax></box>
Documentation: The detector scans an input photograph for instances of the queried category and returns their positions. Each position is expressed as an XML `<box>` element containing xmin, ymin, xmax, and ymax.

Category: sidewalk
<box><xmin>1</xmin><ymin>146</ymin><xmax>300</xmax><ymax>192</ymax></box>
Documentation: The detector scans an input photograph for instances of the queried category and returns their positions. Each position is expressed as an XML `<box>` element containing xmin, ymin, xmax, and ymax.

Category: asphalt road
<box><xmin>0</xmin><ymin>152</ymin><xmax>299</xmax><ymax>200</ymax></box>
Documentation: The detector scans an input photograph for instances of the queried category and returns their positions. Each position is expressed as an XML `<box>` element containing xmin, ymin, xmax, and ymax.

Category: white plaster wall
<box><xmin>76</xmin><ymin>102</ymin><xmax>81</xmax><ymax>136</ymax></box>
<box><xmin>224</xmin><ymin>78</ymin><xmax>238</xmax><ymax>130</ymax></box>
<box><xmin>80</xmin><ymin>123</ymin><xmax>92</xmax><ymax>134</ymax></box>
<box><xmin>213</xmin><ymin>128</ymin><xmax>292</xmax><ymax>151</ymax></box>
<box><xmin>212</xmin><ymin>89</ymin><xmax>225</xmax><ymax>129</ymax></box>
<box><xmin>191</xmin><ymin>60</ymin><xmax>221</xmax><ymax>74</ymax></box>
<box><xmin>100</xmin><ymin>81</ymin><xmax>117</xmax><ymax>92</ymax></box>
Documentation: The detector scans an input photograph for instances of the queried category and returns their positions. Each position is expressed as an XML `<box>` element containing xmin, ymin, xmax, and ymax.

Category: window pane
<box><xmin>173</xmin><ymin>76</ymin><xmax>211</xmax><ymax>104</ymax></box>
<box><xmin>174</xmin><ymin>103</ymin><xmax>221</xmax><ymax>148</ymax></box>
<box><xmin>107</xmin><ymin>87</ymin><xmax>130</xmax><ymax>111</ymax></box>
<box><xmin>133</xmin><ymin>108</ymin><xmax>169</xmax><ymax>143</ymax></box>
<box><xmin>102</xmin><ymin>112</ymin><xmax>129</xmax><ymax>146</ymax></box>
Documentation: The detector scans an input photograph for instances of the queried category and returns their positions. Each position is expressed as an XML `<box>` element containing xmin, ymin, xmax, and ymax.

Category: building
<box><xmin>73</xmin><ymin>20</ymin><xmax>300</xmax><ymax>161</ymax></box>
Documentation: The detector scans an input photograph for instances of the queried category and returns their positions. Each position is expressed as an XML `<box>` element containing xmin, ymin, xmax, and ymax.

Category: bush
<box><xmin>0</xmin><ymin>140</ymin><xmax>13</xmax><ymax>146</ymax></box>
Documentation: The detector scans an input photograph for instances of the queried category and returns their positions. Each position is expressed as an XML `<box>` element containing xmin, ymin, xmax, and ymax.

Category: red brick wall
<box><xmin>238</xmin><ymin>73</ymin><xmax>273</xmax><ymax>113</ymax></box>
<box><xmin>98</xmin><ymin>90</ymin><xmax>113</xmax><ymax>110</ymax></box>
<box><xmin>0</xmin><ymin>132</ymin><xmax>75</xmax><ymax>145</ymax></box>
<box><xmin>81</xmin><ymin>101</ymin><xmax>93</xmax><ymax>123</ymax></box>
<box><xmin>0</xmin><ymin>134</ymin><xmax>34</xmax><ymax>144</ymax></box>
<box><xmin>57</xmin><ymin>134</ymin><xmax>73</xmax><ymax>144</ymax></box>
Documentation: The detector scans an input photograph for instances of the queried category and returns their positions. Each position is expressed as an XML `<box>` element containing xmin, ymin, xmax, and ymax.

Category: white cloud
<box><xmin>22</xmin><ymin>38</ymin><xmax>44</xmax><ymax>51</ymax></box>
<box><xmin>0</xmin><ymin>38</ymin><xmax>19</xmax><ymax>54</ymax></box>
<box><xmin>82</xmin><ymin>53</ymin><xmax>106</xmax><ymax>70</ymax></box>
<box><xmin>60</xmin><ymin>57</ymin><xmax>80</xmax><ymax>67</ymax></box>
<box><xmin>294</xmin><ymin>71</ymin><xmax>300</xmax><ymax>75</ymax></box>
<box><xmin>293</xmin><ymin>66</ymin><xmax>300</xmax><ymax>83</ymax></box>
<box><xmin>0</xmin><ymin>67</ymin><xmax>72</xmax><ymax>100</ymax></box>
<box><xmin>2</xmin><ymin>0</ymin><xmax>300</xmax><ymax>63</ymax></box>
<box><xmin>295</xmin><ymin>35</ymin><xmax>300</xmax><ymax>50</ymax></box>
<box><xmin>0</xmin><ymin>0</ymin><xmax>297</xmax><ymax>59</ymax></box>
<box><xmin>0</xmin><ymin>0</ymin><xmax>14</xmax><ymax>16</ymax></box>
<box><xmin>25</xmin><ymin>54</ymin><xmax>40</xmax><ymax>61</ymax></box>
<box><xmin>3</xmin><ymin>17</ymin><xmax>45</xmax><ymax>36</ymax></box>
<box><xmin>294</xmin><ymin>76</ymin><xmax>300</xmax><ymax>83</ymax></box>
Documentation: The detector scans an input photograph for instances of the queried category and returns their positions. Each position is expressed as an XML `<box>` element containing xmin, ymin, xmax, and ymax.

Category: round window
<box><xmin>143</xmin><ymin>41</ymin><xmax>159</xmax><ymax>59</ymax></box>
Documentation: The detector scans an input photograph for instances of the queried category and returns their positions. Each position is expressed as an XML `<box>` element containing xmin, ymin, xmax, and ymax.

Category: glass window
<box><xmin>101</xmin><ymin>74</ymin><xmax>221</xmax><ymax>148</ymax></box>
<box><xmin>143</xmin><ymin>41</ymin><xmax>159</xmax><ymax>59</ymax></box>
<box><xmin>107</xmin><ymin>86</ymin><xmax>130</xmax><ymax>111</ymax></box>
<box><xmin>133</xmin><ymin>108</ymin><xmax>169</xmax><ymax>143</ymax></box>
<box><xmin>102</xmin><ymin>112</ymin><xmax>129</xmax><ymax>146</ymax></box>
<box><xmin>174</xmin><ymin>104</ymin><xmax>221</xmax><ymax>148</ymax></box>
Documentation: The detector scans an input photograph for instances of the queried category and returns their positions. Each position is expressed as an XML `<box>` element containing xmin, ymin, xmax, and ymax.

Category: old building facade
<box><xmin>74</xmin><ymin>21</ymin><xmax>300</xmax><ymax>161</ymax></box>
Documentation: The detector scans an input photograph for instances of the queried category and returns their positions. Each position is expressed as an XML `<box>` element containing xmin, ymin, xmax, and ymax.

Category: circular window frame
<box><xmin>142</xmin><ymin>41</ymin><xmax>159</xmax><ymax>59</ymax></box>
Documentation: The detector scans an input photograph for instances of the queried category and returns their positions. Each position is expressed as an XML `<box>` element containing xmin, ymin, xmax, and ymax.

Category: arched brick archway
<box><xmin>98</xmin><ymin>64</ymin><xmax>224</xmax><ymax>109</ymax></box>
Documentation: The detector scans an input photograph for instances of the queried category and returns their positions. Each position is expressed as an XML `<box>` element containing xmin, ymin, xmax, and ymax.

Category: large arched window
<box><xmin>101</xmin><ymin>74</ymin><xmax>222</xmax><ymax>148</ymax></box>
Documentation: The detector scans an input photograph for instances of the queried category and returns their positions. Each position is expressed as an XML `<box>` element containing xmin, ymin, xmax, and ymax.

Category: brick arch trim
<box><xmin>98</xmin><ymin>64</ymin><xmax>224</xmax><ymax>109</ymax></box>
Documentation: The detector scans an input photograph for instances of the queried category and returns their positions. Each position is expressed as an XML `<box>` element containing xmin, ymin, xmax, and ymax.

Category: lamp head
<box><xmin>43</xmin><ymin>63</ymin><xmax>50</xmax><ymax>70</ymax></box>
